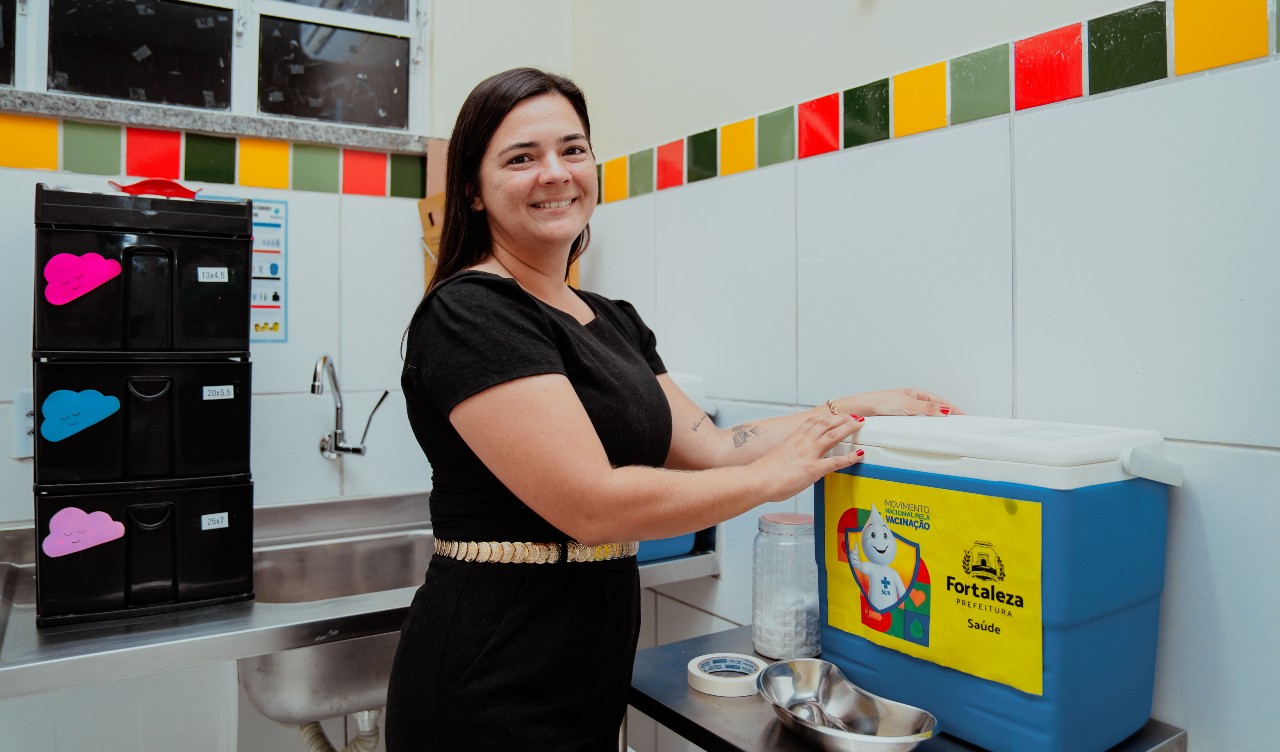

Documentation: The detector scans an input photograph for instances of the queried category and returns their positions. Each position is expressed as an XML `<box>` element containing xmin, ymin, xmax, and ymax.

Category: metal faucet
<box><xmin>311</xmin><ymin>354</ymin><xmax>388</xmax><ymax>459</ymax></box>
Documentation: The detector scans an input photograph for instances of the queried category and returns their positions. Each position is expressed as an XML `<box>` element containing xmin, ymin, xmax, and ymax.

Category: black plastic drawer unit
<box><xmin>34</xmin><ymin>357</ymin><xmax>251</xmax><ymax>485</ymax></box>
<box><xmin>31</xmin><ymin>183</ymin><xmax>256</xmax><ymax>627</ymax></box>
<box><xmin>34</xmin><ymin>184</ymin><xmax>252</xmax><ymax>352</ymax></box>
<box><xmin>35</xmin><ymin>482</ymin><xmax>253</xmax><ymax>623</ymax></box>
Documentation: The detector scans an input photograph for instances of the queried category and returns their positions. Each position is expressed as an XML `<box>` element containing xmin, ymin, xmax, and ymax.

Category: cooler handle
<box><xmin>1122</xmin><ymin>448</ymin><xmax>1184</xmax><ymax>487</ymax></box>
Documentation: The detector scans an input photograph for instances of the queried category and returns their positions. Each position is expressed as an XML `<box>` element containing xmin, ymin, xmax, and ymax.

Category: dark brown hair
<box><xmin>428</xmin><ymin>67</ymin><xmax>593</xmax><ymax>291</ymax></box>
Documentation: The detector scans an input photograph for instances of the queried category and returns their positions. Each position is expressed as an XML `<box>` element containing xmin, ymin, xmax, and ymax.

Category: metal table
<box><xmin>629</xmin><ymin>625</ymin><xmax>1187</xmax><ymax>752</ymax></box>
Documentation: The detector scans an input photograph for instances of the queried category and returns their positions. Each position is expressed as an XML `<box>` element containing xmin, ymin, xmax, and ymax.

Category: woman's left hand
<box><xmin>843</xmin><ymin>388</ymin><xmax>960</xmax><ymax>417</ymax></box>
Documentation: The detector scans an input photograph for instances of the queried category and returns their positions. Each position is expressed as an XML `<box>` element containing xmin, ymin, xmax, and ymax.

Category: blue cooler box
<box><xmin>815</xmin><ymin>416</ymin><xmax>1181</xmax><ymax>752</ymax></box>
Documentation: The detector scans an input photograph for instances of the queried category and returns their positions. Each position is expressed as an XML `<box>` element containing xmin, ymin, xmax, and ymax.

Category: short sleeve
<box><xmin>407</xmin><ymin>276</ymin><xmax>566</xmax><ymax>414</ymax></box>
<box><xmin>609</xmin><ymin>299</ymin><xmax>667</xmax><ymax>376</ymax></box>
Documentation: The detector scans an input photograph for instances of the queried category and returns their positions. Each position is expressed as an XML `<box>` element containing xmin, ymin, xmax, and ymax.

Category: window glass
<box><xmin>1</xmin><ymin>0</ymin><xmax>15</xmax><ymax>86</ymax></box>
<box><xmin>48</xmin><ymin>0</ymin><xmax>233</xmax><ymax>109</ymax></box>
<box><xmin>274</xmin><ymin>0</ymin><xmax>408</xmax><ymax>23</ymax></box>
<box><xmin>258</xmin><ymin>15</ymin><xmax>409</xmax><ymax>129</ymax></box>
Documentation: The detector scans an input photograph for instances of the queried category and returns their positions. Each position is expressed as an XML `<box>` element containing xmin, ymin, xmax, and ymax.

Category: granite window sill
<box><xmin>0</xmin><ymin>89</ymin><xmax>427</xmax><ymax>154</ymax></box>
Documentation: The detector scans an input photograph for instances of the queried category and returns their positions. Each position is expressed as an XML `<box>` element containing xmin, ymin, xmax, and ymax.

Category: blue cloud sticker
<box><xmin>40</xmin><ymin>390</ymin><xmax>120</xmax><ymax>442</ymax></box>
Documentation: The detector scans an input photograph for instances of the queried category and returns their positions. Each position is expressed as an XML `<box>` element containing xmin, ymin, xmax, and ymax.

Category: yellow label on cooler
<box><xmin>824</xmin><ymin>473</ymin><xmax>1044</xmax><ymax>695</ymax></box>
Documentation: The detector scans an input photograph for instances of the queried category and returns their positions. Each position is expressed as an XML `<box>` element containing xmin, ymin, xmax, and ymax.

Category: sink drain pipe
<box><xmin>298</xmin><ymin>708</ymin><xmax>382</xmax><ymax>752</ymax></box>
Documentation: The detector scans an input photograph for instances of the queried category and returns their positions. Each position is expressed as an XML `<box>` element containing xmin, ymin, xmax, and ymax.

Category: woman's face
<box><xmin>474</xmin><ymin>93</ymin><xmax>597</xmax><ymax>257</ymax></box>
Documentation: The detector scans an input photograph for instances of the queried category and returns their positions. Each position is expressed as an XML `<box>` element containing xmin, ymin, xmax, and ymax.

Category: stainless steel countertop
<box><xmin>0</xmin><ymin>493</ymin><xmax>718</xmax><ymax>702</ymax></box>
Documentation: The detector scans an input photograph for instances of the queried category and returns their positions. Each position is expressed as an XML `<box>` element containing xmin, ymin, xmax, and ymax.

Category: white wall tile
<box><xmin>0</xmin><ymin>404</ymin><xmax>35</xmax><ymax>525</ymax></box>
<box><xmin>654</xmin><ymin>592</ymin><xmax>737</xmax><ymax>646</ymax></box>
<box><xmin>796</xmin><ymin>120</ymin><xmax>1014</xmax><ymax>418</ymax></box>
<box><xmin>1152</xmin><ymin>441</ymin><xmax>1278</xmax><ymax>750</ymax></box>
<box><xmin>1014</xmin><ymin>62</ymin><xmax>1280</xmax><ymax>448</ymax></box>
<box><xmin>238</xmin><ymin>188</ymin><xmax>342</xmax><ymax>396</ymax></box>
<box><xmin>0</xmin><ymin>661</ymin><xmax>236</xmax><ymax>752</ymax></box>
<box><xmin>581</xmin><ymin>194</ymin><xmax>658</xmax><ymax>325</ymax></box>
<box><xmin>654</xmin><ymin>165</ymin><xmax>798</xmax><ymax>403</ymax></box>
<box><xmin>338</xmin><ymin>196</ymin><xmax>426</xmax><ymax>394</ymax></box>
<box><xmin>0</xmin><ymin>691</ymin><xmax>56</xmax><ymax>752</ymax></box>
<box><xmin>340</xmin><ymin>389</ymin><xmax>432</xmax><ymax>498</ymax></box>
<box><xmin>136</xmin><ymin>663</ymin><xmax>238</xmax><ymax>752</ymax></box>
<box><xmin>250</xmin><ymin>393</ymin><xmax>342</xmax><ymax>506</ymax></box>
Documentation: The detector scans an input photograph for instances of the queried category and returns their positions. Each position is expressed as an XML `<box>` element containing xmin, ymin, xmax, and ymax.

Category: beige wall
<box><xmin>571</xmin><ymin>0</ymin><xmax>1143</xmax><ymax>157</ymax></box>
<box><xmin>426</xmin><ymin>0</ymin><xmax>574</xmax><ymax>137</ymax></box>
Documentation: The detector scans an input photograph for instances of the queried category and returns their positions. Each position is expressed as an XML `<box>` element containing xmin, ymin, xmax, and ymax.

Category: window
<box><xmin>18</xmin><ymin>0</ymin><xmax>424</xmax><ymax>131</ymax></box>
<box><xmin>257</xmin><ymin>14</ymin><xmax>409</xmax><ymax>128</ymax></box>
<box><xmin>274</xmin><ymin>0</ymin><xmax>406</xmax><ymax>23</ymax></box>
<box><xmin>48</xmin><ymin>0</ymin><xmax>233</xmax><ymax>108</ymax></box>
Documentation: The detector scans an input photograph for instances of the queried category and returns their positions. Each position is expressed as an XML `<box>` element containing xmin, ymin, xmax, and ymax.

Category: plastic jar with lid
<box><xmin>751</xmin><ymin>512</ymin><xmax>820</xmax><ymax>659</ymax></box>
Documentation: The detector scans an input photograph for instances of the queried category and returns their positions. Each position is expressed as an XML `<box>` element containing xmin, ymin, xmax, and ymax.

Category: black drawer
<box><xmin>35</xmin><ymin>482</ymin><xmax>253</xmax><ymax>623</ymax></box>
<box><xmin>34</xmin><ymin>358</ymin><xmax>251</xmax><ymax>485</ymax></box>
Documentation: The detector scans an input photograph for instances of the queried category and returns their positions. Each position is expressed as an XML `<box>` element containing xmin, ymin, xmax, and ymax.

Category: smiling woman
<box><xmin>389</xmin><ymin>67</ymin><xmax>954</xmax><ymax>751</ymax></box>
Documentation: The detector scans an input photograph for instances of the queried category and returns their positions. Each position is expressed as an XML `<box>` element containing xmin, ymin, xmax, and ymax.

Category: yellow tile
<box><xmin>603</xmin><ymin>156</ymin><xmax>628</xmax><ymax>203</ymax></box>
<box><xmin>893</xmin><ymin>62</ymin><xmax>948</xmax><ymax>138</ymax></box>
<box><xmin>0</xmin><ymin>114</ymin><xmax>58</xmax><ymax>170</ymax></box>
<box><xmin>1174</xmin><ymin>0</ymin><xmax>1268</xmax><ymax>75</ymax></box>
<box><xmin>239</xmin><ymin>138</ymin><xmax>290</xmax><ymax>189</ymax></box>
<box><xmin>720</xmin><ymin>118</ymin><xmax>755</xmax><ymax>176</ymax></box>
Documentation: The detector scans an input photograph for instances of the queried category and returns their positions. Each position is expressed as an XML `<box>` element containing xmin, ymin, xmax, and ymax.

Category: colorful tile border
<box><xmin>600</xmin><ymin>0</ymin><xmax>1277</xmax><ymax>200</ymax></box>
<box><xmin>0</xmin><ymin>118</ymin><xmax>427</xmax><ymax>198</ymax></box>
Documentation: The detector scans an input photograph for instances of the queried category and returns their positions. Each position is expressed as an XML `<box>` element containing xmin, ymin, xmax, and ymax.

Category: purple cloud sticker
<box><xmin>44</xmin><ymin>252</ymin><xmax>123</xmax><ymax>306</ymax></box>
<box><xmin>42</xmin><ymin>507</ymin><xmax>125</xmax><ymax>558</ymax></box>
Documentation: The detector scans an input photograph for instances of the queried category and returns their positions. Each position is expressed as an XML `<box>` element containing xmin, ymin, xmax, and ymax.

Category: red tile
<box><xmin>342</xmin><ymin>149</ymin><xmax>388</xmax><ymax>196</ymax></box>
<box><xmin>125</xmin><ymin>128</ymin><xmax>181</xmax><ymax>179</ymax></box>
<box><xmin>656</xmin><ymin>140</ymin><xmax>685</xmax><ymax>190</ymax></box>
<box><xmin>798</xmin><ymin>93</ymin><xmax>840</xmax><ymax>158</ymax></box>
<box><xmin>1015</xmin><ymin>24</ymin><xmax>1084</xmax><ymax>110</ymax></box>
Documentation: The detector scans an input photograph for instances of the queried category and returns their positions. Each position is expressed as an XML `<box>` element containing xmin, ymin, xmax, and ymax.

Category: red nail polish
<box><xmin>855</xmin><ymin>449</ymin><xmax>865</xmax><ymax>457</ymax></box>
<box><xmin>940</xmin><ymin>406</ymin><xmax>951</xmax><ymax>416</ymax></box>
<box><xmin>850</xmin><ymin>414</ymin><xmax>865</xmax><ymax>422</ymax></box>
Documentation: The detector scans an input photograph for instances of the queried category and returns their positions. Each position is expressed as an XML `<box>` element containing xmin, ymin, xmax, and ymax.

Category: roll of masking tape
<box><xmin>686</xmin><ymin>653</ymin><xmax>764</xmax><ymax>697</ymax></box>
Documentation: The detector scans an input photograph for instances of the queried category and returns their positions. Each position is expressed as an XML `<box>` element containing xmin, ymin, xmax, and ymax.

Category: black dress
<box><xmin>387</xmin><ymin>271</ymin><xmax>672</xmax><ymax>750</ymax></box>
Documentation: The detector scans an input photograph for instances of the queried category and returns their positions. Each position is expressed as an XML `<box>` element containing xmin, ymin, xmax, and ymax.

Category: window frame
<box><xmin>12</xmin><ymin>0</ymin><xmax>427</xmax><ymax>134</ymax></box>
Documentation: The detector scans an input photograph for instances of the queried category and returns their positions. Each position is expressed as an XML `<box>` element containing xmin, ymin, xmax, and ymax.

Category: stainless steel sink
<box><xmin>238</xmin><ymin>495</ymin><xmax>432</xmax><ymax>725</ymax></box>
<box><xmin>253</xmin><ymin>529</ymin><xmax>433</xmax><ymax>603</ymax></box>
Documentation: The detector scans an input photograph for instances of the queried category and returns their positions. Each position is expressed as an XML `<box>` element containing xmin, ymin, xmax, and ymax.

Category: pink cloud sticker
<box><xmin>42</xmin><ymin>507</ymin><xmax>125</xmax><ymax>558</ymax></box>
<box><xmin>43</xmin><ymin>252</ymin><xmax>123</xmax><ymax>306</ymax></box>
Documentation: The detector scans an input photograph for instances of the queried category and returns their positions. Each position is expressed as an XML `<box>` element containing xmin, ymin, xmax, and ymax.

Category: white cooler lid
<box><xmin>833</xmin><ymin>416</ymin><xmax>1182</xmax><ymax>488</ymax></box>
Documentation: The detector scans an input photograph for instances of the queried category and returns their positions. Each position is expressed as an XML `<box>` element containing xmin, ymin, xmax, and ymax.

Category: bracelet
<box><xmin>826</xmin><ymin>399</ymin><xmax>839</xmax><ymax>415</ymax></box>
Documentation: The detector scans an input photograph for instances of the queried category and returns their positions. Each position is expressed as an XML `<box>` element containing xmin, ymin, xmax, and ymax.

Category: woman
<box><xmin>389</xmin><ymin>67</ymin><xmax>956</xmax><ymax>750</ymax></box>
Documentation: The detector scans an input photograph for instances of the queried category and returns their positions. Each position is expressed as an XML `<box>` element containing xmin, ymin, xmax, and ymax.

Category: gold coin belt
<box><xmin>433</xmin><ymin>539</ymin><xmax>639</xmax><ymax>564</ymax></box>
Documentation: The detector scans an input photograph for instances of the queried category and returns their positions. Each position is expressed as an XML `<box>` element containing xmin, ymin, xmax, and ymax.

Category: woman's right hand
<box><xmin>750</xmin><ymin>413</ymin><xmax>865</xmax><ymax>503</ymax></box>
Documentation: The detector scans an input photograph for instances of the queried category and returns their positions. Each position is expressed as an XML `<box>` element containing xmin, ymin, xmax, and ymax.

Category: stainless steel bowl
<box><xmin>758</xmin><ymin>659</ymin><xmax>937</xmax><ymax>752</ymax></box>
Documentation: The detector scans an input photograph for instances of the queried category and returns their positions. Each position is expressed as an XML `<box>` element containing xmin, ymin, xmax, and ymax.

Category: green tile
<box><xmin>757</xmin><ymin>106</ymin><xmax>795</xmax><ymax>167</ymax></box>
<box><xmin>292</xmin><ymin>144</ymin><xmax>340</xmax><ymax>193</ymax></box>
<box><xmin>951</xmin><ymin>45</ymin><xmax>1012</xmax><ymax>124</ymax></box>
<box><xmin>1088</xmin><ymin>2</ymin><xmax>1167</xmax><ymax>95</ymax></box>
<box><xmin>63</xmin><ymin>121</ymin><xmax>121</xmax><ymax>175</ymax></box>
<box><xmin>686</xmin><ymin>128</ymin><xmax>717</xmax><ymax>183</ymax></box>
<box><xmin>843</xmin><ymin>79</ymin><xmax>889</xmax><ymax>148</ymax></box>
<box><xmin>628</xmin><ymin>149</ymin><xmax>654</xmax><ymax>196</ymax></box>
<box><xmin>389</xmin><ymin>153</ymin><xmax>426</xmax><ymax>198</ymax></box>
<box><xmin>184</xmin><ymin>133</ymin><xmax>236</xmax><ymax>184</ymax></box>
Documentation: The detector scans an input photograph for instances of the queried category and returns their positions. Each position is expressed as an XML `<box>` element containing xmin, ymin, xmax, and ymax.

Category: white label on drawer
<box><xmin>201</xmin><ymin>512</ymin><xmax>229</xmax><ymax>531</ymax></box>
<box><xmin>203</xmin><ymin>385</ymin><xmax>235</xmax><ymax>400</ymax></box>
<box><xmin>197</xmin><ymin>267</ymin><xmax>229</xmax><ymax>282</ymax></box>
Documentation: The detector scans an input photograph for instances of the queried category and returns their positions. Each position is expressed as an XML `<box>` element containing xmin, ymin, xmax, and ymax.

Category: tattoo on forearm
<box><xmin>730</xmin><ymin>424</ymin><xmax>763</xmax><ymax>448</ymax></box>
<box><xmin>692</xmin><ymin>415</ymin><xmax>707</xmax><ymax>432</ymax></box>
